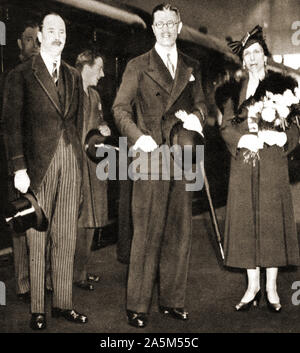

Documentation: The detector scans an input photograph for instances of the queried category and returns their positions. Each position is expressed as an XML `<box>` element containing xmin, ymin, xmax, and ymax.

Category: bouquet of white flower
<box><xmin>247</xmin><ymin>87</ymin><xmax>300</xmax><ymax>132</ymax></box>
<box><xmin>230</xmin><ymin>71</ymin><xmax>300</xmax><ymax>166</ymax></box>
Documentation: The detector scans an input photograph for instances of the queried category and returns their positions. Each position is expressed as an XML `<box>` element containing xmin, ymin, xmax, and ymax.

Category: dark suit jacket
<box><xmin>113</xmin><ymin>47</ymin><xmax>207</xmax><ymax>148</ymax></box>
<box><xmin>2</xmin><ymin>54</ymin><xmax>83</xmax><ymax>194</ymax></box>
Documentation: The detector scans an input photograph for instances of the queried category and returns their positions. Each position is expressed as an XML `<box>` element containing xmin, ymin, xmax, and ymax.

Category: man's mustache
<box><xmin>52</xmin><ymin>40</ymin><xmax>62</xmax><ymax>46</ymax></box>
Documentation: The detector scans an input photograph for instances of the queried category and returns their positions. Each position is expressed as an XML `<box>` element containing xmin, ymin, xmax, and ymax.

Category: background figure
<box><xmin>0</xmin><ymin>20</ymin><xmax>40</xmax><ymax>303</ymax></box>
<box><xmin>220</xmin><ymin>26</ymin><xmax>300</xmax><ymax>313</ymax></box>
<box><xmin>74</xmin><ymin>50</ymin><xmax>110</xmax><ymax>290</ymax></box>
<box><xmin>3</xmin><ymin>12</ymin><xmax>87</xmax><ymax>330</ymax></box>
<box><xmin>113</xmin><ymin>3</ymin><xmax>207</xmax><ymax>328</ymax></box>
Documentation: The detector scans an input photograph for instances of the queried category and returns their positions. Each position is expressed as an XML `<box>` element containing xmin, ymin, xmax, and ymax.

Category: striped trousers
<box><xmin>27</xmin><ymin>136</ymin><xmax>81</xmax><ymax>314</ymax></box>
<box><xmin>12</xmin><ymin>232</ymin><xmax>30</xmax><ymax>294</ymax></box>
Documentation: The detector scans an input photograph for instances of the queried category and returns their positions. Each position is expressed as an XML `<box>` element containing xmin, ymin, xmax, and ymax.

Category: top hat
<box><xmin>84</xmin><ymin>129</ymin><xmax>118</xmax><ymax>164</ymax></box>
<box><xmin>169</xmin><ymin>121</ymin><xmax>205</xmax><ymax>164</ymax></box>
<box><xmin>4</xmin><ymin>192</ymin><xmax>48</xmax><ymax>233</ymax></box>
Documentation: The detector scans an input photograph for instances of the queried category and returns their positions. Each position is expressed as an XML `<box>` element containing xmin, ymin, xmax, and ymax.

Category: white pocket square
<box><xmin>189</xmin><ymin>74</ymin><xmax>195</xmax><ymax>82</ymax></box>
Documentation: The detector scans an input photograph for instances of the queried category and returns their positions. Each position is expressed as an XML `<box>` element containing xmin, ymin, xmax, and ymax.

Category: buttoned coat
<box><xmin>2</xmin><ymin>53</ymin><xmax>83</xmax><ymax>194</ymax></box>
<box><xmin>113</xmin><ymin>47</ymin><xmax>206</xmax><ymax>149</ymax></box>
<box><xmin>220</xmin><ymin>71</ymin><xmax>300</xmax><ymax>268</ymax></box>
<box><xmin>113</xmin><ymin>47</ymin><xmax>207</xmax><ymax>313</ymax></box>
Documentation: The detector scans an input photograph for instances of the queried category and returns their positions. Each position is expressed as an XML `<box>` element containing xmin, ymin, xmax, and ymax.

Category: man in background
<box><xmin>0</xmin><ymin>20</ymin><xmax>39</xmax><ymax>303</ymax></box>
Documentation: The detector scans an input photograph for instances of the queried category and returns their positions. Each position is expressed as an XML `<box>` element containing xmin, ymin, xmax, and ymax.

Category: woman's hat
<box><xmin>84</xmin><ymin>129</ymin><xmax>118</xmax><ymax>164</ymax></box>
<box><xmin>4</xmin><ymin>192</ymin><xmax>48</xmax><ymax>233</ymax></box>
<box><xmin>228</xmin><ymin>25</ymin><xmax>269</xmax><ymax>59</ymax></box>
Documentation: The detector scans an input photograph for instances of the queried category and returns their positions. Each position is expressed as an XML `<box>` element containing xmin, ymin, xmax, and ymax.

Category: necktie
<box><xmin>166</xmin><ymin>53</ymin><xmax>175</xmax><ymax>79</ymax></box>
<box><xmin>52</xmin><ymin>62</ymin><xmax>58</xmax><ymax>85</ymax></box>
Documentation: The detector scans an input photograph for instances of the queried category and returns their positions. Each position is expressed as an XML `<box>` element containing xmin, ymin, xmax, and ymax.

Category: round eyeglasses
<box><xmin>154</xmin><ymin>21</ymin><xmax>179</xmax><ymax>29</ymax></box>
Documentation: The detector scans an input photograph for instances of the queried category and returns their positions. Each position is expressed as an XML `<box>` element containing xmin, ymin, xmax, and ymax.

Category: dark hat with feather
<box><xmin>228</xmin><ymin>25</ymin><xmax>270</xmax><ymax>59</ymax></box>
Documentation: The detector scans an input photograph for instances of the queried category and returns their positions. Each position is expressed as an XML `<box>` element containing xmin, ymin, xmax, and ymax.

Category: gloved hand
<box><xmin>133</xmin><ymin>135</ymin><xmax>158</xmax><ymax>152</ymax></box>
<box><xmin>14</xmin><ymin>169</ymin><xmax>30</xmax><ymax>194</ymax></box>
<box><xmin>98</xmin><ymin>124</ymin><xmax>111</xmax><ymax>137</ymax></box>
<box><xmin>238</xmin><ymin>134</ymin><xmax>264</xmax><ymax>153</ymax></box>
<box><xmin>175</xmin><ymin>110</ymin><xmax>204</xmax><ymax>137</ymax></box>
<box><xmin>258</xmin><ymin>130</ymin><xmax>287</xmax><ymax>147</ymax></box>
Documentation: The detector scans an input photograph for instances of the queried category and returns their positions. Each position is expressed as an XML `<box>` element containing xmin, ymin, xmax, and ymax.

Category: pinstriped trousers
<box><xmin>27</xmin><ymin>136</ymin><xmax>81</xmax><ymax>314</ymax></box>
<box><xmin>12</xmin><ymin>233</ymin><xmax>29</xmax><ymax>294</ymax></box>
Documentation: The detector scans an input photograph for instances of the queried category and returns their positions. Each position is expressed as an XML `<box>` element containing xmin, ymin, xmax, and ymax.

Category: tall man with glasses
<box><xmin>113</xmin><ymin>3</ymin><xmax>207</xmax><ymax>328</ymax></box>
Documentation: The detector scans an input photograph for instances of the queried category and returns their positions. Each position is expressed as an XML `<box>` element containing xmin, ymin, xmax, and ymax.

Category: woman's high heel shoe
<box><xmin>265</xmin><ymin>292</ymin><xmax>282</xmax><ymax>313</ymax></box>
<box><xmin>235</xmin><ymin>290</ymin><xmax>261</xmax><ymax>311</ymax></box>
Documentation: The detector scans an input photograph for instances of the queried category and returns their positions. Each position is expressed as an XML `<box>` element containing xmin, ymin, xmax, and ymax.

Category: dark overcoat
<box><xmin>113</xmin><ymin>48</ymin><xmax>206</xmax><ymax>146</ymax></box>
<box><xmin>220</xmin><ymin>71</ymin><xmax>300</xmax><ymax>268</ymax></box>
<box><xmin>78</xmin><ymin>87</ymin><xmax>108</xmax><ymax>228</ymax></box>
<box><xmin>2</xmin><ymin>53</ymin><xmax>83</xmax><ymax>194</ymax></box>
<box><xmin>113</xmin><ymin>47</ymin><xmax>207</xmax><ymax>312</ymax></box>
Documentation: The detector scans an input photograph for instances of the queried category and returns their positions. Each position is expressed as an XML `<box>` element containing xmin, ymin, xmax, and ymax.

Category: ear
<box><xmin>17</xmin><ymin>39</ymin><xmax>22</xmax><ymax>50</ymax></box>
<box><xmin>151</xmin><ymin>24</ymin><xmax>155</xmax><ymax>35</ymax></box>
<box><xmin>177</xmin><ymin>21</ymin><xmax>183</xmax><ymax>35</ymax></box>
<box><xmin>37</xmin><ymin>31</ymin><xmax>42</xmax><ymax>44</ymax></box>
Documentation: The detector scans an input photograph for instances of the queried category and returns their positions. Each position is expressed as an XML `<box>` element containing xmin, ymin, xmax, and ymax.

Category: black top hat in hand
<box><xmin>84</xmin><ymin>129</ymin><xmax>118</xmax><ymax>164</ymax></box>
<box><xmin>4</xmin><ymin>191</ymin><xmax>48</xmax><ymax>234</ymax></box>
<box><xmin>169</xmin><ymin>121</ymin><xmax>205</xmax><ymax>165</ymax></box>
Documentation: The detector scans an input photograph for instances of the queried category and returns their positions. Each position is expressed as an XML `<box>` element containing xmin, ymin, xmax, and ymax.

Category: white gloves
<box><xmin>14</xmin><ymin>169</ymin><xmax>30</xmax><ymax>194</ymax></box>
<box><xmin>238</xmin><ymin>134</ymin><xmax>264</xmax><ymax>153</ymax></box>
<box><xmin>175</xmin><ymin>110</ymin><xmax>204</xmax><ymax>137</ymax></box>
<box><xmin>98</xmin><ymin>124</ymin><xmax>111</xmax><ymax>137</ymax></box>
<box><xmin>133</xmin><ymin>135</ymin><xmax>158</xmax><ymax>152</ymax></box>
<box><xmin>238</xmin><ymin>131</ymin><xmax>287</xmax><ymax>152</ymax></box>
<box><xmin>258</xmin><ymin>130</ymin><xmax>287</xmax><ymax>147</ymax></box>
<box><xmin>132</xmin><ymin>110</ymin><xmax>204</xmax><ymax>153</ymax></box>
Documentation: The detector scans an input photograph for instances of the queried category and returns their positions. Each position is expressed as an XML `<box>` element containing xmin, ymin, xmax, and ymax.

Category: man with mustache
<box><xmin>2</xmin><ymin>12</ymin><xmax>87</xmax><ymax>330</ymax></box>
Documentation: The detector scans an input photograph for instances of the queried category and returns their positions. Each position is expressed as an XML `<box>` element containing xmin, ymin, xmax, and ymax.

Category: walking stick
<box><xmin>199</xmin><ymin>160</ymin><xmax>225</xmax><ymax>261</ymax></box>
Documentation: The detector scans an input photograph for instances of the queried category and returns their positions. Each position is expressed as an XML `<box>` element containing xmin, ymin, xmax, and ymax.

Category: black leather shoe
<box><xmin>265</xmin><ymin>292</ymin><xmax>282</xmax><ymax>313</ymax></box>
<box><xmin>127</xmin><ymin>310</ymin><xmax>147</xmax><ymax>328</ymax></box>
<box><xmin>52</xmin><ymin>308</ymin><xmax>88</xmax><ymax>323</ymax></box>
<box><xmin>159</xmin><ymin>306</ymin><xmax>189</xmax><ymax>320</ymax></box>
<box><xmin>30</xmin><ymin>313</ymin><xmax>46</xmax><ymax>330</ymax></box>
<box><xmin>17</xmin><ymin>292</ymin><xmax>31</xmax><ymax>303</ymax></box>
<box><xmin>75</xmin><ymin>280</ymin><xmax>94</xmax><ymax>291</ymax></box>
<box><xmin>235</xmin><ymin>290</ymin><xmax>261</xmax><ymax>311</ymax></box>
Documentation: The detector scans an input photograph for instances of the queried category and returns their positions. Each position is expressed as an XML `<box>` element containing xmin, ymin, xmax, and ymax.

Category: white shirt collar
<box><xmin>40</xmin><ymin>49</ymin><xmax>61</xmax><ymax>78</ymax></box>
<box><xmin>154</xmin><ymin>43</ymin><xmax>178</xmax><ymax>70</ymax></box>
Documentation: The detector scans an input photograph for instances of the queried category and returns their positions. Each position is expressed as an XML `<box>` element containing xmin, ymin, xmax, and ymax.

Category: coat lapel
<box><xmin>32</xmin><ymin>54</ymin><xmax>62</xmax><ymax>115</ymax></box>
<box><xmin>61</xmin><ymin>61</ymin><xmax>74</xmax><ymax>118</ymax></box>
<box><xmin>144</xmin><ymin>48</ymin><xmax>174</xmax><ymax>94</ymax></box>
<box><xmin>165</xmin><ymin>52</ymin><xmax>193</xmax><ymax>113</ymax></box>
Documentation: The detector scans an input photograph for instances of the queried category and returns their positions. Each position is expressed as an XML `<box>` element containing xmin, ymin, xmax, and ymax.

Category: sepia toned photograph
<box><xmin>0</xmin><ymin>0</ymin><xmax>300</xmax><ymax>342</ymax></box>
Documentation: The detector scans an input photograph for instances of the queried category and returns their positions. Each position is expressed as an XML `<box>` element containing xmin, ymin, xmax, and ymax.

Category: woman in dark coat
<box><xmin>220</xmin><ymin>26</ymin><xmax>300</xmax><ymax>312</ymax></box>
<box><xmin>73</xmin><ymin>50</ymin><xmax>110</xmax><ymax>290</ymax></box>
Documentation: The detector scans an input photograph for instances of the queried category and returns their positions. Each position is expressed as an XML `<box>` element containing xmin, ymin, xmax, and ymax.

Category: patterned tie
<box><xmin>166</xmin><ymin>53</ymin><xmax>175</xmax><ymax>79</ymax></box>
<box><xmin>52</xmin><ymin>61</ymin><xmax>58</xmax><ymax>85</ymax></box>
